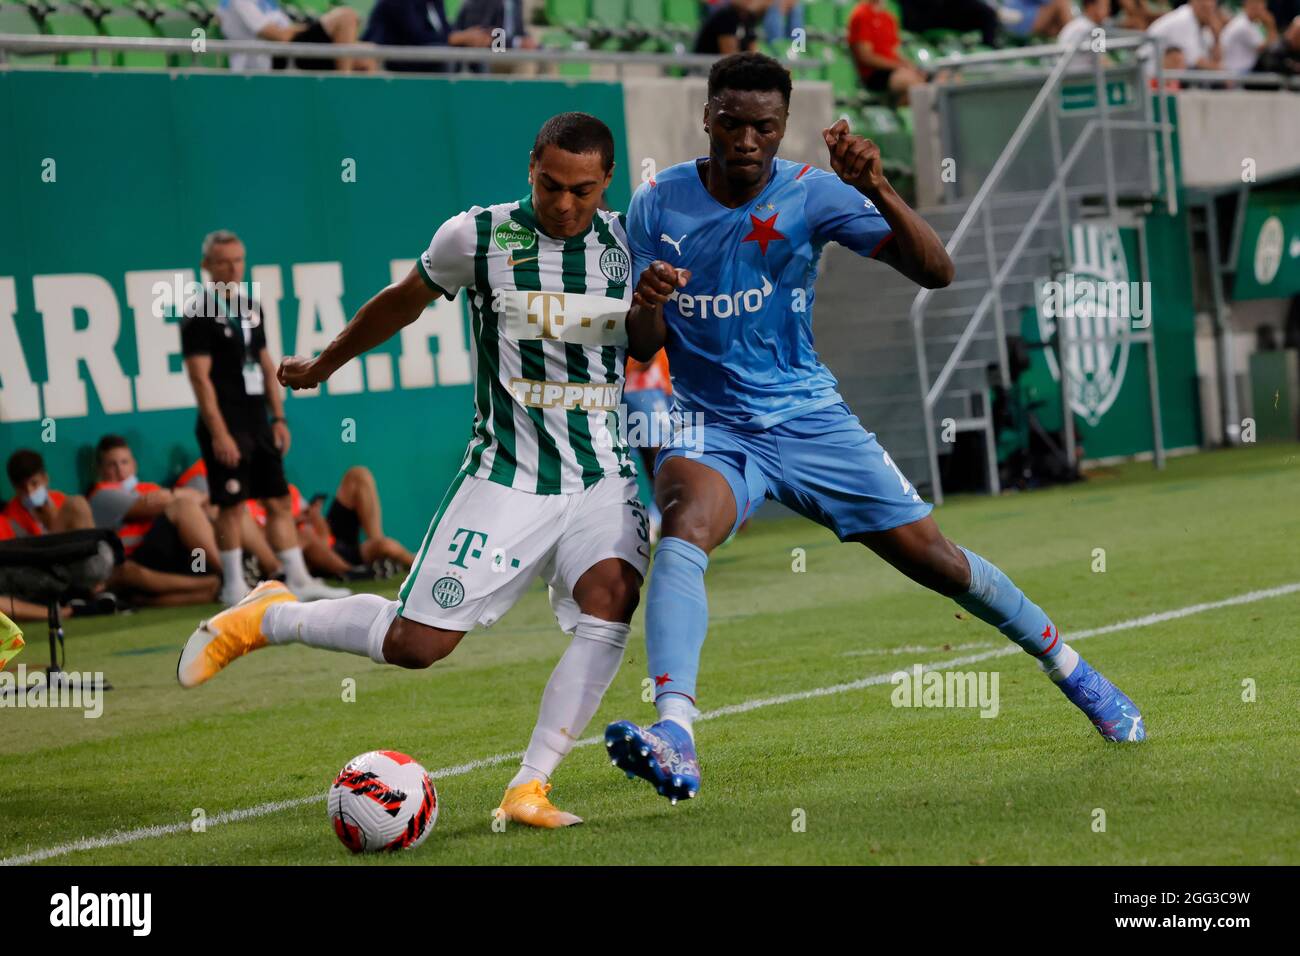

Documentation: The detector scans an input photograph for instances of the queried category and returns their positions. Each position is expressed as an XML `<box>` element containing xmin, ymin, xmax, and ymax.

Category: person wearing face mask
<box><xmin>87</xmin><ymin>436</ymin><xmax>221</xmax><ymax>607</ymax></box>
<box><xmin>3</xmin><ymin>450</ymin><xmax>94</xmax><ymax>538</ymax></box>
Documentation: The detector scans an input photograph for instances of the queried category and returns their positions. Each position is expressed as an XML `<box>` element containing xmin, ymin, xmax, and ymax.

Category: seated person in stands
<box><xmin>898</xmin><ymin>0</ymin><xmax>1000</xmax><ymax>49</ymax></box>
<box><xmin>175</xmin><ymin>457</ymin><xmax>285</xmax><ymax>584</ymax></box>
<box><xmin>217</xmin><ymin>0</ymin><xmax>374</xmax><ymax>73</ymax></box>
<box><xmin>3</xmin><ymin>450</ymin><xmax>93</xmax><ymax>538</ymax></box>
<box><xmin>1115</xmin><ymin>0</ymin><xmax>1165</xmax><ymax>31</ymax></box>
<box><xmin>1221</xmin><ymin>0</ymin><xmax>1277</xmax><ymax>74</ymax></box>
<box><xmin>1058</xmin><ymin>0</ymin><xmax>1114</xmax><ymax>66</ymax></box>
<box><xmin>363</xmin><ymin>0</ymin><xmax>532</xmax><ymax>71</ymax></box>
<box><xmin>246</xmin><ymin>466</ymin><xmax>414</xmax><ymax>579</ymax></box>
<box><xmin>847</xmin><ymin>0</ymin><xmax>929</xmax><ymax>104</ymax></box>
<box><xmin>1147</xmin><ymin>0</ymin><xmax>1226</xmax><ymax>71</ymax></box>
<box><xmin>1255</xmin><ymin>13</ymin><xmax>1300</xmax><ymax>74</ymax></box>
<box><xmin>1000</xmin><ymin>0</ymin><xmax>1075</xmax><ymax>39</ymax></box>
<box><xmin>89</xmin><ymin>436</ymin><xmax>220</xmax><ymax>607</ymax></box>
<box><xmin>696</xmin><ymin>0</ymin><xmax>770</xmax><ymax>56</ymax></box>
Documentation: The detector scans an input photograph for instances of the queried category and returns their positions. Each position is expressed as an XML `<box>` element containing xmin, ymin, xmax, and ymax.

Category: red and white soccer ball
<box><xmin>328</xmin><ymin>750</ymin><xmax>439</xmax><ymax>853</ymax></box>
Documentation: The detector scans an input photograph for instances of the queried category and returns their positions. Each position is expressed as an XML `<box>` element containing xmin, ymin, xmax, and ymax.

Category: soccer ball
<box><xmin>328</xmin><ymin>750</ymin><xmax>439</xmax><ymax>853</ymax></box>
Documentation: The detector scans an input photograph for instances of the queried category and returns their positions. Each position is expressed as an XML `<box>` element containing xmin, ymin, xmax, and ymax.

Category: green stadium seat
<box><xmin>626</xmin><ymin>0</ymin><xmax>662</xmax><ymax>35</ymax></box>
<box><xmin>544</xmin><ymin>0</ymin><xmax>588</xmax><ymax>30</ymax></box>
<box><xmin>0</xmin><ymin>3</ymin><xmax>57</xmax><ymax>63</ymax></box>
<box><xmin>827</xmin><ymin>44</ymin><xmax>858</xmax><ymax>99</ymax></box>
<box><xmin>661</xmin><ymin>0</ymin><xmax>696</xmax><ymax>41</ymax></box>
<box><xmin>589</xmin><ymin>0</ymin><xmax>628</xmax><ymax>41</ymax></box>
<box><xmin>37</xmin><ymin>3</ymin><xmax>103</xmax><ymax>66</ymax></box>
<box><xmin>803</xmin><ymin>0</ymin><xmax>837</xmax><ymax>41</ymax></box>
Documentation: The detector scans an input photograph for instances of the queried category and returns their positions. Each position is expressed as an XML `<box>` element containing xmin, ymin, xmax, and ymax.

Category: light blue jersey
<box><xmin>626</xmin><ymin>157</ymin><xmax>894</xmax><ymax>430</ymax></box>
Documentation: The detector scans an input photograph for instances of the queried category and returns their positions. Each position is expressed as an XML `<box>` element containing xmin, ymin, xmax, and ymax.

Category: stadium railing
<box><xmin>0</xmin><ymin>34</ymin><xmax>727</xmax><ymax>75</ymax></box>
<box><xmin>909</xmin><ymin>33</ymin><xmax>1178</xmax><ymax>504</ymax></box>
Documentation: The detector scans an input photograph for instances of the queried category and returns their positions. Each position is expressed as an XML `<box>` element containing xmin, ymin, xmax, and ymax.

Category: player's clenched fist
<box><xmin>822</xmin><ymin>118</ymin><xmax>887</xmax><ymax>195</ymax></box>
<box><xmin>633</xmin><ymin>261</ymin><xmax>691</xmax><ymax>308</ymax></box>
<box><xmin>278</xmin><ymin>355</ymin><xmax>327</xmax><ymax>391</ymax></box>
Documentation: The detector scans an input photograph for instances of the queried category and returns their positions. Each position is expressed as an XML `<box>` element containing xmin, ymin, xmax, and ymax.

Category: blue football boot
<box><xmin>605</xmin><ymin>719</ymin><xmax>701</xmax><ymax>803</ymax></box>
<box><xmin>1056</xmin><ymin>656</ymin><xmax>1147</xmax><ymax>742</ymax></box>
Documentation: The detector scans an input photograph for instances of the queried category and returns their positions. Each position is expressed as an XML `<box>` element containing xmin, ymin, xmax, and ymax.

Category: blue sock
<box><xmin>645</xmin><ymin>536</ymin><xmax>709</xmax><ymax>713</ymax></box>
<box><xmin>954</xmin><ymin>547</ymin><xmax>1065</xmax><ymax>666</ymax></box>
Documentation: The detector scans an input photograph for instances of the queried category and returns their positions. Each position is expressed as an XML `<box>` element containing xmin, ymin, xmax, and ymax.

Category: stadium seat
<box><xmin>661</xmin><ymin>0</ymin><xmax>697</xmax><ymax>42</ymax></box>
<box><xmin>626</xmin><ymin>0</ymin><xmax>663</xmax><ymax>40</ymax></box>
<box><xmin>96</xmin><ymin>0</ymin><xmax>171</xmax><ymax>67</ymax></box>
<box><xmin>0</xmin><ymin>3</ymin><xmax>57</xmax><ymax>63</ymax></box>
<box><xmin>544</xmin><ymin>0</ymin><xmax>588</xmax><ymax>30</ymax></box>
<box><xmin>36</xmin><ymin>2</ymin><xmax>103</xmax><ymax>66</ymax></box>
<box><xmin>589</xmin><ymin>0</ymin><xmax>629</xmax><ymax>43</ymax></box>
<box><xmin>803</xmin><ymin>0</ymin><xmax>837</xmax><ymax>42</ymax></box>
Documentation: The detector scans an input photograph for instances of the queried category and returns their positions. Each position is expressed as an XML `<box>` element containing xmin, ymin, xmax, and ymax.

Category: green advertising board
<box><xmin>1232</xmin><ymin>191</ymin><xmax>1300</xmax><ymax>301</ymax></box>
<box><xmin>0</xmin><ymin>70</ymin><xmax>631</xmax><ymax>548</ymax></box>
<box><xmin>1021</xmin><ymin>215</ymin><xmax>1201</xmax><ymax>460</ymax></box>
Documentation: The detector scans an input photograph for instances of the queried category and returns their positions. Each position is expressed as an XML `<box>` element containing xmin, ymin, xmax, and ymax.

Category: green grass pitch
<box><xmin>3</xmin><ymin>443</ymin><xmax>1297</xmax><ymax>865</ymax></box>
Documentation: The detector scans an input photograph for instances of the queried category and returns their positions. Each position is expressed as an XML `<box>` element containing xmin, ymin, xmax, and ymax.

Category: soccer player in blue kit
<box><xmin>605</xmin><ymin>52</ymin><xmax>1146</xmax><ymax>804</ymax></box>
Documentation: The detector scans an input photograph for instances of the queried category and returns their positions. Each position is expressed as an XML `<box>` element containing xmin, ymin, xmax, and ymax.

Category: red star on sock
<box><xmin>741</xmin><ymin>212</ymin><xmax>785</xmax><ymax>254</ymax></box>
<box><xmin>653</xmin><ymin>672</ymin><xmax>673</xmax><ymax>687</ymax></box>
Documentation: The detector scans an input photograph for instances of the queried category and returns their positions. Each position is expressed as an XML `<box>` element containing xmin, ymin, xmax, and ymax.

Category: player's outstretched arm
<box><xmin>823</xmin><ymin>119</ymin><xmax>955</xmax><ymax>290</ymax></box>
<box><xmin>279</xmin><ymin>266</ymin><xmax>436</xmax><ymax>390</ymax></box>
<box><xmin>627</xmin><ymin>261</ymin><xmax>690</xmax><ymax>361</ymax></box>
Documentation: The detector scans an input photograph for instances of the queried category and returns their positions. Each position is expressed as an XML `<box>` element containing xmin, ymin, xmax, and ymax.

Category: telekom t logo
<box><xmin>448</xmin><ymin>528</ymin><xmax>488</xmax><ymax>568</ymax></box>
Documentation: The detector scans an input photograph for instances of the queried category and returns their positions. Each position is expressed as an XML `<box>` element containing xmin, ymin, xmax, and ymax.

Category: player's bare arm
<box><xmin>278</xmin><ymin>266</ymin><xmax>436</xmax><ymax>391</ymax></box>
<box><xmin>822</xmin><ymin>118</ymin><xmax>954</xmax><ymax>290</ymax></box>
<box><xmin>627</xmin><ymin>261</ymin><xmax>691</xmax><ymax>361</ymax></box>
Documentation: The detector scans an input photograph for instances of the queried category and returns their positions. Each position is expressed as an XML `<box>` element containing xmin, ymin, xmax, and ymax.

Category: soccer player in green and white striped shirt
<box><xmin>176</xmin><ymin>113</ymin><xmax>650</xmax><ymax>829</ymax></box>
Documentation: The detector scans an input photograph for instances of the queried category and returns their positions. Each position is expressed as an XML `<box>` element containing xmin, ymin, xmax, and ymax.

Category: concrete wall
<box><xmin>1177</xmin><ymin>91</ymin><xmax>1300</xmax><ymax>189</ymax></box>
<box><xmin>621</xmin><ymin>78</ymin><xmax>835</xmax><ymax>195</ymax></box>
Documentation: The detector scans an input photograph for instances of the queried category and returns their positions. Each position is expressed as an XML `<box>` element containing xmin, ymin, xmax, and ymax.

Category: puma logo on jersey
<box><xmin>660</xmin><ymin>233</ymin><xmax>687</xmax><ymax>256</ymax></box>
<box><xmin>506</xmin><ymin>253</ymin><xmax>539</xmax><ymax>267</ymax></box>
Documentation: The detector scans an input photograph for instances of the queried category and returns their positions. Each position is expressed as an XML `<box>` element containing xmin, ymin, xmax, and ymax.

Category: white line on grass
<box><xmin>5</xmin><ymin>581</ymin><xmax>1297</xmax><ymax>866</ymax></box>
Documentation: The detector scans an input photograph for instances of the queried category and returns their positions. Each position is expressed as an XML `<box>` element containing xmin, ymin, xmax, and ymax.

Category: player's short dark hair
<box><xmin>708</xmin><ymin>52</ymin><xmax>793</xmax><ymax>107</ymax></box>
<box><xmin>532</xmin><ymin>112</ymin><xmax>616</xmax><ymax>172</ymax></box>
<box><xmin>95</xmin><ymin>434</ymin><xmax>129</xmax><ymax>466</ymax></box>
<box><xmin>6</xmin><ymin>449</ymin><xmax>45</xmax><ymax>490</ymax></box>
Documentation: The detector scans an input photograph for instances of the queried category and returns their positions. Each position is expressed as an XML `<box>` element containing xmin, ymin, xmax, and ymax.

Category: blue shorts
<box><xmin>656</xmin><ymin>402</ymin><xmax>933</xmax><ymax>540</ymax></box>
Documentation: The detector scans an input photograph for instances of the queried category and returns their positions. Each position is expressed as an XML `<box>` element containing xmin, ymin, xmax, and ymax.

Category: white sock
<box><xmin>1040</xmin><ymin>643</ymin><xmax>1081</xmax><ymax>683</ymax></box>
<box><xmin>262</xmin><ymin>593</ymin><xmax>397</xmax><ymax>664</ymax></box>
<box><xmin>219</xmin><ymin>549</ymin><xmax>248</xmax><ymax>602</ymax></box>
<box><xmin>514</xmin><ymin>614</ymin><xmax>629</xmax><ymax>785</ymax></box>
<box><xmin>277</xmin><ymin>546</ymin><xmax>313</xmax><ymax>588</ymax></box>
<box><xmin>655</xmin><ymin>696</ymin><xmax>697</xmax><ymax>739</ymax></box>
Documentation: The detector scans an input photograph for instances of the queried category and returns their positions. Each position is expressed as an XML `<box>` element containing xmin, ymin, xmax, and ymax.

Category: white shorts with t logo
<box><xmin>396</xmin><ymin>473</ymin><xmax>650</xmax><ymax>634</ymax></box>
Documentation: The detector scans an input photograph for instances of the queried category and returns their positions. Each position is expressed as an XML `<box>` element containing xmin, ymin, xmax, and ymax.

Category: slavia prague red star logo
<box><xmin>742</xmin><ymin>212</ymin><xmax>785</xmax><ymax>254</ymax></box>
<box><xmin>654</xmin><ymin>672</ymin><xmax>673</xmax><ymax>687</ymax></box>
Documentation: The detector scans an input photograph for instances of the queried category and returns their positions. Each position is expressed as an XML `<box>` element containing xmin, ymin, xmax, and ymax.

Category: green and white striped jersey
<box><xmin>417</xmin><ymin>196</ymin><xmax>637</xmax><ymax>495</ymax></box>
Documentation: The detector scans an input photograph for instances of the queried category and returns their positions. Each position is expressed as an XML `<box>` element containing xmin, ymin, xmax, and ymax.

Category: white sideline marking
<box><xmin>4</xmin><ymin>581</ymin><xmax>1297</xmax><ymax>867</ymax></box>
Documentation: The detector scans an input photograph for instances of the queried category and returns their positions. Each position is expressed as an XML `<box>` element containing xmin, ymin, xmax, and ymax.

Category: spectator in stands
<box><xmin>900</xmin><ymin>0</ymin><xmax>1001</xmax><ymax>49</ymax></box>
<box><xmin>3</xmin><ymin>450</ymin><xmax>93</xmax><ymax>537</ymax></box>
<box><xmin>246</xmin><ymin>466</ymin><xmax>414</xmax><ymax>578</ymax></box>
<box><xmin>764</xmin><ymin>0</ymin><xmax>804</xmax><ymax>50</ymax></box>
<box><xmin>1147</xmin><ymin>0</ymin><xmax>1224</xmax><ymax>70</ymax></box>
<box><xmin>998</xmin><ymin>0</ymin><xmax>1075</xmax><ymax>40</ymax></box>
<box><xmin>696</xmin><ymin>0</ymin><xmax>770</xmax><ymax>55</ymax></box>
<box><xmin>88</xmin><ymin>436</ymin><xmax>221</xmax><ymax>607</ymax></box>
<box><xmin>1058</xmin><ymin>0</ymin><xmax>1113</xmax><ymax>65</ymax></box>
<box><xmin>217</xmin><ymin>0</ymin><xmax>374</xmax><ymax>73</ymax></box>
<box><xmin>847</xmin><ymin>0</ymin><xmax>929</xmax><ymax>103</ymax></box>
<box><xmin>363</xmin><ymin>0</ymin><xmax>501</xmax><ymax>72</ymax></box>
<box><xmin>450</xmin><ymin>0</ymin><xmax>537</xmax><ymax>54</ymax></box>
<box><xmin>1115</xmin><ymin>0</ymin><xmax>1163</xmax><ymax>30</ymax></box>
<box><xmin>1222</xmin><ymin>0</ymin><xmax>1277</xmax><ymax>73</ymax></box>
<box><xmin>1254</xmin><ymin>13</ymin><xmax>1300</xmax><ymax>74</ymax></box>
<box><xmin>181</xmin><ymin>229</ymin><xmax>347</xmax><ymax>606</ymax></box>
<box><xmin>175</xmin><ymin>458</ymin><xmax>285</xmax><ymax>582</ymax></box>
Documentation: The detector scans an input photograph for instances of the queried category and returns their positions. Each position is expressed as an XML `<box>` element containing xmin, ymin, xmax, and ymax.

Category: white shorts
<box><xmin>397</xmin><ymin>473</ymin><xmax>650</xmax><ymax>634</ymax></box>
